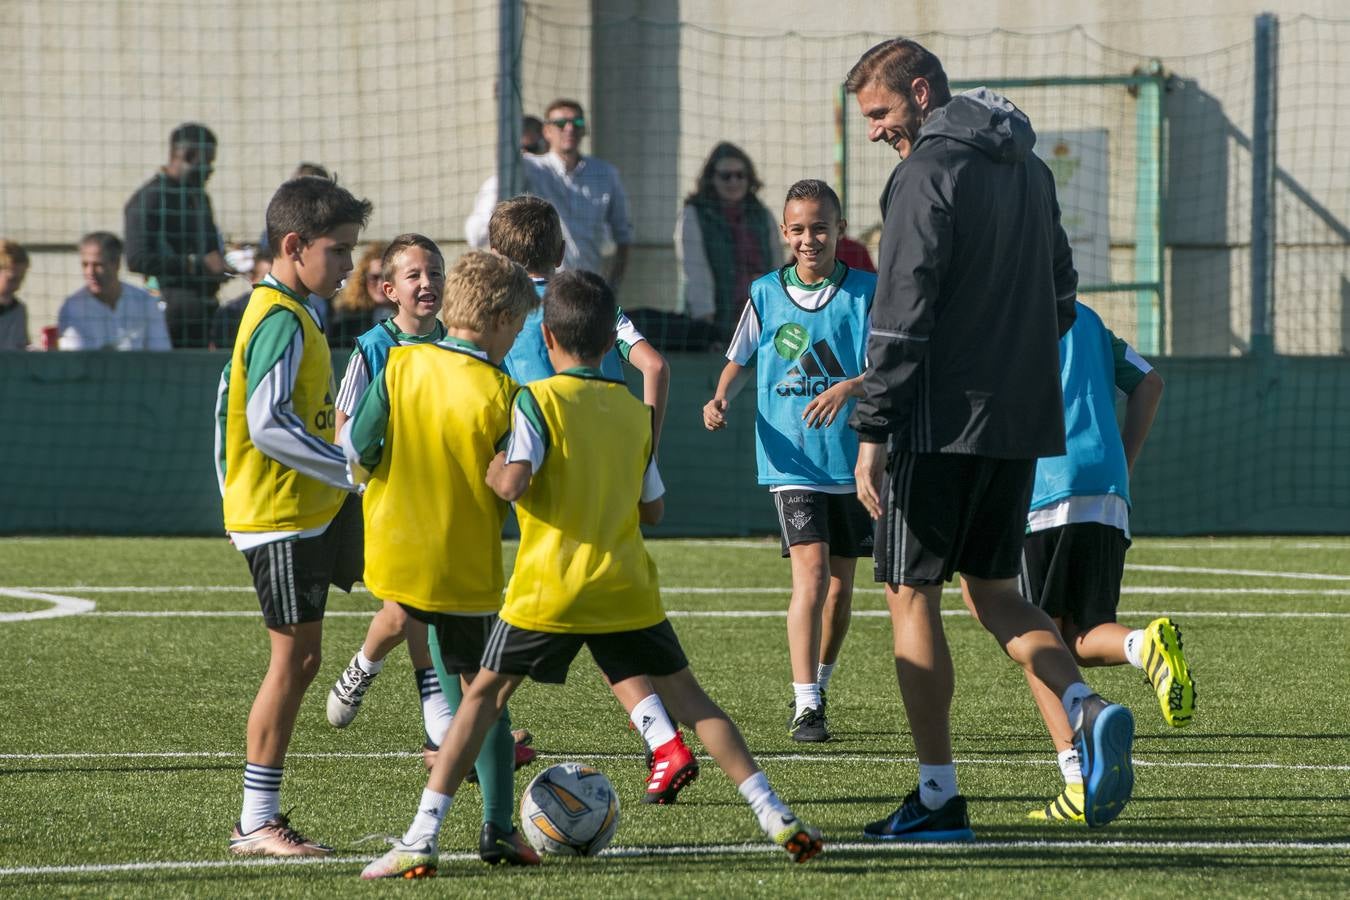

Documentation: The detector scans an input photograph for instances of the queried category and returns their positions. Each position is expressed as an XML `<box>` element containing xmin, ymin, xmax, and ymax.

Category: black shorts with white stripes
<box><xmin>773</xmin><ymin>489</ymin><xmax>874</xmax><ymax>559</ymax></box>
<box><xmin>479</xmin><ymin>617</ymin><xmax>688</xmax><ymax>685</ymax></box>
<box><xmin>242</xmin><ymin>493</ymin><xmax>363</xmax><ymax>628</ymax></box>
<box><xmin>1020</xmin><ymin>522</ymin><xmax>1129</xmax><ymax>631</ymax></box>
<box><xmin>874</xmin><ymin>451</ymin><xmax>1035</xmax><ymax>586</ymax></box>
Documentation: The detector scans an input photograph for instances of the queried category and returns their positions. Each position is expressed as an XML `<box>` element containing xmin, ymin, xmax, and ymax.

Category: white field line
<box><xmin>0</xmin><ymin>589</ymin><xmax>95</xmax><ymax>622</ymax></box>
<box><xmin>2</xmin><ymin>838</ymin><xmax>1348</xmax><ymax>878</ymax></box>
<box><xmin>1127</xmin><ymin>563</ymin><xmax>1350</xmax><ymax>582</ymax></box>
<box><xmin>11</xmin><ymin>585</ymin><xmax>1350</xmax><ymax>597</ymax></box>
<box><xmin>68</xmin><ymin>608</ymin><xmax>1350</xmax><ymax>620</ymax></box>
<box><xmin>3</xmin><ymin>749</ymin><xmax>1348</xmax><ymax>773</ymax></box>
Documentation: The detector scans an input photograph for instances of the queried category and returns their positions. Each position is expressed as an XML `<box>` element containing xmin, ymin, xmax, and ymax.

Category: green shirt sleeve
<box><xmin>347</xmin><ymin>367</ymin><xmax>392</xmax><ymax>470</ymax></box>
<box><xmin>243</xmin><ymin>308</ymin><xmax>303</xmax><ymax>400</ymax></box>
<box><xmin>1109</xmin><ymin>330</ymin><xmax>1150</xmax><ymax>394</ymax></box>
<box><xmin>513</xmin><ymin>386</ymin><xmax>550</xmax><ymax>456</ymax></box>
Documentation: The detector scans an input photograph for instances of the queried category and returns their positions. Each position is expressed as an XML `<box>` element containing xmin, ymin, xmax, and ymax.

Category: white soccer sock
<box><xmin>816</xmin><ymin>662</ymin><xmax>836</xmax><ymax>693</ymax></box>
<box><xmin>629</xmin><ymin>694</ymin><xmax>677</xmax><ymax>752</ymax></box>
<box><xmin>1057</xmin><ymin>747</ymin><xmax>1083</xmax><ymax>786</ymax></box>
<box><xmin>1061</xmin><ymin>682</ymin><xmax>1094</xmax><ymax>731</ymax></box>
<box><xmin>792</xmin><ymin>682</ymin><xmax>822</xmax><ymax>718</ymax></box>
<box><xmin>737</xmin><ymin>771</ymin><xmax>793</xmax><ymax>836</ymax></box>
<box><xmin>415</xmin><ymin>668</ymin><xmax>454</xmax><ymax>746</ymax></box>
<box><xmin>1123</xmin><ymin>629</ymin><xmax>1146</xmax><ymax>669</ymax></box>
<box><xmin>402</xmin><ymin>788</ymin><xmax>454</xmax><ymax>846</ymax></box>
<box><xmin>240</xmin><ymin>762</ymin><xmax>283</xmax><ymax>834</ymax></box>
<box><xmin>356</xmin><ymin>648</ymin><xmax>384</xmax><ymax>675</ymax></box>
<box><xmin>917</xmin><ymin>763</ymin><xmax>958</xmax><ymax>810</ymax></box>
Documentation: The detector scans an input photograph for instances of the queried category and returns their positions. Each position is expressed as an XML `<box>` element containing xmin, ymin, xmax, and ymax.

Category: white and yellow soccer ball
<box><xmin>519</xmin><ymin>762</ymin><xmax>620</xmax><ymax>856</ymax></box>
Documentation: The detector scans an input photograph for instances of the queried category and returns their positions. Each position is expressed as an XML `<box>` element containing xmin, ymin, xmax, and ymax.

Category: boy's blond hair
<box><xmin>440</xmin><ymin>250</ymin><xmax>538</xmax><ymax>332</ymax></box>
<box><xmin>488</xmin><ymin>195</ymin><xmax>563</xmax><ymax>275</ymax></box>
<box><xmin>0</xmin><ymin>239</ymin><xmax>30</xmax><ymax>271</ymax></box>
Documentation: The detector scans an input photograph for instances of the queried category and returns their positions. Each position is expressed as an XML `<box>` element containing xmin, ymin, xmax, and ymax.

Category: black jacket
<box><xmin>850</xmin><ymin>88</ymin><xmax>1077</xmax><ymax>458</ymax></box>
<box><xmin>123</xmin><ymin>171</ymin><xmax>224</xmax><ymax>296</ymax></box>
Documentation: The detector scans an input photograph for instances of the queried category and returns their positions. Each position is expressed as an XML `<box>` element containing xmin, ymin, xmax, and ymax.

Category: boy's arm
<box><xmin>802</xmin><ymin>374</ymin><xmax>865</xmax><ymax>429</ymax></box>
<box><xmin>625</xmin><ymin>339</ymin><xmax>670</xmax><ymax>451</ymax></box>
<box><xmin>333</xmin><ymin>347</ymin><xmax>371</xmax><ymax>434</ymax></box>
<box><xmin>703</xmin><ymin>360</ymin><xmax>750</xmax><ymax>431</ymax></box>
<box><xmin>339</xmin><ymin>367</ymin><xmax>392</xmax><ymax>486</ymax></box>
<box><xmin>1109</xmin><ymin>332</ymin><xmax>1163</xmax><ymax>475</ymax></box>
<box><xmin>242</xmin><ymin>309</ymin><xmax>353</xmax><ymax>491</ymax></box>
<box><xmin>703</xmin><ymin>300</ymin><xmax>758</xmax><ymax>430</ymax></box>
<box><xmin>638</xmin><ymin>445</ymin><xmax>666</xmax><ymax>526</ymax></box>
<box><xmin>488</xmin><ymin>388</ymin><xmax>547</xmax><ymax>502</ymax></box>
<box><xmin>1122</xmin><ymin>370</ymin><xmax>1163</xmax><ymax>475</ymax></box>
<box><xmin>213</xmin><ymin>360</ymin><xmax>232</xmax><ymax>497</ymax></box>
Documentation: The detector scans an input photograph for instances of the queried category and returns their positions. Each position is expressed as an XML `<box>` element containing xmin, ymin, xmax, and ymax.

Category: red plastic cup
<box><xmin>42</xmin><ymin>325</ymin><xmax>59</xmax><ymax>351</ymax></box>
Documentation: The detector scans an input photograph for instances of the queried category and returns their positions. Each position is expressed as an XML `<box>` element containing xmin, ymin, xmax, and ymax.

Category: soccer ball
<box><xmin>519</xmin><ymin>762</ymin><xmax>620</xmax><ymax>856</ymax></box>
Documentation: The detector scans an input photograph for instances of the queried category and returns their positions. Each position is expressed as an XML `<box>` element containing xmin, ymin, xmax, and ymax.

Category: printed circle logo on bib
<box><xmin>773</xmin><ymin>323</ymin><xmax>810</xmax><ymax>361</ymax></box>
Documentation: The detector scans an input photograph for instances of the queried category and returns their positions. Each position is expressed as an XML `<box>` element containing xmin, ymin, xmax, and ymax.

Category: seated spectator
<box><xmin>58</xmin><ymin>232</ymin><xmax>172</xmax><ymax>351</ymax></box>
<box><xmin>0</xmin><ymin>239</ymin><xmax>31</xmax><ymax>351</ymax></box>
<box><xmin>326</xmin><ymin>241</ymin><xmax>392</xmax><ymax>349</ymax></box>
<box><xmin>210</xmin><ymin>246</ymin><xmax>273</xmax><ymax>351</ymax></box>
<box><xmin>675</xmin><ymin>142</ymin><xmax>782</xmax><ymax>348</ymax></box>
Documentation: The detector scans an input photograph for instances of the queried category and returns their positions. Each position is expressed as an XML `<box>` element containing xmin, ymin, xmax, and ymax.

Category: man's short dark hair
<box><xmin>80</xmin><ymin>231</ymin><xmax>123</xmax><ymax>263</ymax></box>
<box><xmin>784</xmin><ymin>179</ymin><xmax>843</xmax><ymax>220</ymax></box>
<box><xmin>544</xmin><ymin>98</ymin><xmax>585</xmax><ymax>119</ymax></box>
<box><xmin>845</xmin><ymin>38</ymin><xmax>952</xmax><ymax>107</ymax></box>
<box><xmin>489</xmin><ymin>195</ymin><xmax>563</xmax><ymax>274</ymax></box>
<box><xmin>265</xmin><ymin>176</ymin><xmax>373</xmax><ymax>252</ymax></box>
<box><xmin>543</xmin><ymin>270</ymin><xmax>615</xmax><ymax>361</ymax></box>
<box><xmin>169</xmin><ymin>122</ymin><xmax>217</xmax><ymax>151</ymax></box>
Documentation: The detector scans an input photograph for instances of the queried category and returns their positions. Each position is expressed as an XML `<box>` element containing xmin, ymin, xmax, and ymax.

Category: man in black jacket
<box><xmin>845</xmin><ymin>38</ymin><xmax>1135</xmax><ymax>839</ymax></box>
<box><xmin>124</xmin><ymin>122</ymin><xmax>232</xmax><ymax>348</ymax></box>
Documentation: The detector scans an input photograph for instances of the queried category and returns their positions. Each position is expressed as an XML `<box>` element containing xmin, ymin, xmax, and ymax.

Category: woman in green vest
<box><xmin>675</xmin><ymin>142</ymin><xmax>782</xmax><ymax>346</ymax></box>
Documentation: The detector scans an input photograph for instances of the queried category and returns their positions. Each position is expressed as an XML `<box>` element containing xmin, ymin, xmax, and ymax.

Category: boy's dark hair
<box><xmin>80</xmin><ymin>231</ymin><xmax>123</xmax><ymax>263</ymax></box>
<box><xmin>489</xmin><ymin>195</ymin><xmax>563</xmax><ymax>274</ymax></box>
<box><xmin>293</xmin><ymin>161</ymin><xmax>330</xmax><ymax>179</ymax></box>
<box><xmin>844</xmin><ymin>38</ymin><xmax>952</xmax><ymax>107</ymax></box>
<box><xmin>381</xmin><ymin>233</ymin><xmax>444</xmax><ymax>284</ymax></box>
<box><xmin>543</xmin><ymin>270</ymin><xmax>615</xmax><ymax>362</ymax></box>
<box><xmin>265</xmin><ymin>176</ymin><xmax>373</xmax><ymax>253</ymax></box>
<box><xmin>169</xmin><ymin>122</ymin><xmax>216</xmax><ymax>151</ymax></box>
<box><xmin>784</xmin><ymin>179</ymin><xmax>843</xmax><ymax>220</ymax></box>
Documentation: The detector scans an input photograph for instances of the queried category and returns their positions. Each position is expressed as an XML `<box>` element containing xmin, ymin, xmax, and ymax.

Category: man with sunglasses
<box><xmin>519</xmin><ymin>99</ymin><xmax>634</xmax><ymax>291</ymax></box>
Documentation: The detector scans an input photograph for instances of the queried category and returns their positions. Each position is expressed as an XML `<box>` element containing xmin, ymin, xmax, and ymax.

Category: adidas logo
<box><xmin>775</xmin><ymin>338</ymin><xmax>849</xmax><ymax>397</ymax></box>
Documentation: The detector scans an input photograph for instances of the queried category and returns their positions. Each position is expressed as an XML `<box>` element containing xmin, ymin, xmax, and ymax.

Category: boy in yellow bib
<box><xmin>214</xmin><ymin>176</ymin><xmax>372</xmax><ymax>856</ymax></box>
<box><xmin>362</xmin><ymin>271</ymin><xmax>824</xmax><ymax>880</ymax></box>
<box><xmin>341</xmin><ymin>250</ymin><xmax>541</xmax><ymax>867</ymax></box>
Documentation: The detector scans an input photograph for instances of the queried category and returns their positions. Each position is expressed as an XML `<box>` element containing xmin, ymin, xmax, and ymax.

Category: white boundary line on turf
<box><xmin>4</xmin><ymin>749</ymin><xmax>1347</xmax><ymax>773</ymax></box>
<box><xmin>64</xmin><ymin>608</ymin><xmax>1350</xmax><ymax>620</ymax></box>
<box><xmin>3</xmin><ymin>838</ymin><xmax>1348</xmax><ymax>878</ymax></box>
<box><xmin>0</xmin><ymin>589</ymin><xmax>95</xmax><ymax>622</ymax></box>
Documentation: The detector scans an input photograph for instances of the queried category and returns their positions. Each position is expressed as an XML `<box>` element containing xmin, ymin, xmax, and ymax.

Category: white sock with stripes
<box><xmin>1123</xmin><ymin>629</ymin><xmax>1146</xmax><ymax>669</ymax></box>
<box><xmin>240</xmin><ymin>763</ymin><xmax>283</xmax><ymax>834</ymax></box>
<box><xmin>416</xmin><ymin>668</ymin><xmax>454</xmax><ymax>745</ymax></box>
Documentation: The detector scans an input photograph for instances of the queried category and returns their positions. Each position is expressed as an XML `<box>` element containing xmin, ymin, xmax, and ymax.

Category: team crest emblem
<box><xmin>787</xmin><ymin>509</ymin><xmax>813</xmax><ymax>531</ymax></box>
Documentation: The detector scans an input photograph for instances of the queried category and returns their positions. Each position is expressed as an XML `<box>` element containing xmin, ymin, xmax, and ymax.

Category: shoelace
<box><xmin>270</xmin><ymin>810</ymin><xmax>312</xmax><ymax>845</ymax></box>
<box><xmin>336</xmin><ymin>665</ymin><xmax>375</xmax><ymax>701</ymax></box>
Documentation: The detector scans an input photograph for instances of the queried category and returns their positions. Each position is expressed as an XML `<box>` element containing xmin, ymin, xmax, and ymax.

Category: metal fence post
<box><xmin>1133</xmin><ymin>60</ymin><xmax>1165</xmax><ymax>355</ymax></box>
<box><xmin>1250</xmin><ymin>13</ymin><xmax>1278</xmax><ymax>356</ymax></box>
<box><xmin>497</xmin><ymin>0</ymin><xmax>523</xmax><ymax>201</ymax></box>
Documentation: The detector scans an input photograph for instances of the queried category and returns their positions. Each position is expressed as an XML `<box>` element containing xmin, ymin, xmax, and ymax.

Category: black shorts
<box><xmin>874</xmin><ymin>452</ymin><xmax>1035</xmax><ymax>585</ymax></box>
<box><xmin>241</xmin><ymin>493</ymin><xmax>363</xmax><ymax>628</ymax></box>
<box><xmin>773</xmin><ymin>490</ymin><xmax>875</xmax><ymax>558</ymax></box>
<box><xmin>1020</xmin><ymin>522</ymin><xmax>1129</xmax><ymax>631</ymax></box>
<box><xmin>403</xmin><ymin>606</ymin><xmax>495</xmax><ymax>676</ymax></box>
<box><xmin>480</xmin><ymin>617</ymin><xmax>689</xmax><ymax>685</ymax></box>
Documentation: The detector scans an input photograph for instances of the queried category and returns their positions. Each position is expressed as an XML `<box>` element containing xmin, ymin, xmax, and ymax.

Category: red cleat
<box><xmin>642</xmin><ymin>733</ymin><xmax>699</xmax><ymax>804</ymax></box>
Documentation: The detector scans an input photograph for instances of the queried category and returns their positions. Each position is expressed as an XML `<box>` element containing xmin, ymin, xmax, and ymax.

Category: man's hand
<box><xmin>201</xmin><ymin>250</ymin><xmax>231</xmax><ymax>278</ymax></box>
<box><xmin>854</xmin><ymin>440</ymin><xmax>888</xmax><ymax>520</ymax></box>
<box><xmin>703</xmin><ymin>397</ymin><xmax>729</xmax><ymax>431</ymax></box>
<box><xmin>802</xmin><ymin>381</ymin><xmax>853</xmax><ymax>429</ymax></box>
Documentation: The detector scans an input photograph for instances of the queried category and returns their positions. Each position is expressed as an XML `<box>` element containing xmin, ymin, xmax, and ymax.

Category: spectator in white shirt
<box><xmin>464</xmin><ymin>102</ymin><xmax>633</xmax><ymax>289</ymax></box>
<box><xmin>58</xmin><ymin>232</ymin><xmax>172</xmax><ymax>351</ymax></box>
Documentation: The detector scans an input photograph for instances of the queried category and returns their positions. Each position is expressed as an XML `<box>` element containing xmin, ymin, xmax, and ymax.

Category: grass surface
<box><xmin>2</xmin><ymin>536</ymin><xmax>1348</xmax><ymax>898</ymax></box>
